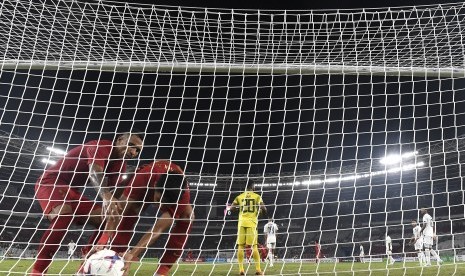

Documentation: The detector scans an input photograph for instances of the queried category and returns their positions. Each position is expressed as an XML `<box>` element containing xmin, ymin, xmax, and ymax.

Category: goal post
<box><xmin>0</xmin><ymin>0</ymin><xmax>465</xmax><ymax>275</ymax></box>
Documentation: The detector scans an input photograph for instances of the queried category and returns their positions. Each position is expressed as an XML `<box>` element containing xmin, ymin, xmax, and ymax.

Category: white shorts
<box><xmin>423</xmin><ymin>236</ymin><xmax>433</xmax><ymax>247</ymax></box>
<box><xmin>359</xmin><ymin>254</ymin><xmax>364</xmax><ymax>258</ymax></box>
<box><xmin>267</xmin><ymin>242</ymin><xmax>276</xmax><ymax>249</ymax></box>
<box><xmin>386</xmin><ymin>250</ymin><xmax>392</xmax><ymax>255</ymax></box>
<box><xmin>414</xmin><ymin>239</ymin><xmax>423</xmax><ymax>251</ymax></box>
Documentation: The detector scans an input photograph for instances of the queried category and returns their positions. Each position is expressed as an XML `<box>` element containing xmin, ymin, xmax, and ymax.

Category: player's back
<box><xmin>234</xmin><ymin>191</ymin><xmax>262</xmax><ymax>228</ymax></box>
<box><xmin>422</xmin><ymin>213</ymin><xmax>434</xmax><ymax>236</ymax></box>
<box><xmin>41</xmin><ymin>140</ymin><xmax>125</xmax><ymax>186</ymax></box>
<box><xmin>385</xmin><ymin>236</ymin><xmax>392</xmax><ymax>247</ymax></box>
<box><xmin>124</xmin><ymin>160</ymin><xmax>185</xmax><ymax>203</ymax></box>
<box><xmin>265</xmin><ymin>222</ymin><xmax>278</xmax><ymax>235</ymax></box>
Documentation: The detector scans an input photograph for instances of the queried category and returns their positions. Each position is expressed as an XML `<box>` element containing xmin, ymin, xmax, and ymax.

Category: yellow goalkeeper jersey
<box><xmin>233</xmin><ymin>191</ymin><xmax>263</xmax><ymax>228</ymax></box>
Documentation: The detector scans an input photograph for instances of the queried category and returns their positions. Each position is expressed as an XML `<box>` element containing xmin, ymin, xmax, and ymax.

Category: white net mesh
<box><xmin>0</xmin><ymin>0</ymin><xmax>465</xmax><ymax>275</ymax></box>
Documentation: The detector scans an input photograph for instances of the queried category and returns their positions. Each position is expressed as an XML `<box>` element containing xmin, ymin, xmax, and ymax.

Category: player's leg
<box><xmin>423</xmin><ymin>236</ymin><xmax>433</xmax><ymax>266</ymax></box>
<box><xmin>424</xmin><ymin>246</ymin><xmax>431</xmax><ymax>265</ymax></box>
<box><xmin>247</xmin><ymin>227</ymin><xmax>262</xmax><ymax>275</ymax></box>
<box><xmin>429</xmin><ymin>248</ymin><xmax>442</xmax><ymax>264</ymax></box>
<box><xmin>32</xmin><ymin>183</ymin><xmax>77</xmax><ymax>275</ymax></box>
<box><xmin>416</xmin><ymin>249</ymin><xmax>424</xmax><ymax>266</ymax></box>
<box><xmin>115</xmin><ymin>210</ymin><xmax>175</xmax><ymax>276</ymax></box>
<box><xmin>268</xmin><ymin>244</ymin><xmax>274</xmax><ymax>266</ymax></box>
<box><xmin>73</xmin><ymin>196</ymin><xmax>105</xmax><ymax>260</ymax></box>
<box><xmin>237</xmin><ymin>227</ymin><xmax>246</xmax><ymax>275</ymax></box>
<box><xmin>156</xmin><ymin>204</ymin><xmax>194</xmax><ymax>276</ymax></box>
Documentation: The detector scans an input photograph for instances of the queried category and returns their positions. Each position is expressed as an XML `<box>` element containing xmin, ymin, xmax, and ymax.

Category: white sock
<box><xmin>430</xmin><ymin>249</ymin><xmax>441</xmax><ymax>262</ymax></box>
<box><xmin>268</xmin><ymin>253</ymin><xmax>273</xmax><ymax>265</ymax></box>
<box><xmin>417</xmin><ymin>252</ymin><xmax>424</xmax><ymax>265</ymax></box>
<box><xmin>425</xmin><ymin>249</ymin><xmax>431</xmax><ymax>264</ymax></box>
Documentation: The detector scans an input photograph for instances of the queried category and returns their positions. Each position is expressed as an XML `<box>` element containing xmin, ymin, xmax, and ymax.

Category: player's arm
<box><xmin>95</xmin><ymin>194</ymin><xmax>141</xmax><ymax>249</ymax></box>
<box><xmin>420</xmin><ymin>220</ymin><xmax>427</xmax><ymax>235</ymax></box>
<box><xmin>122</xmin><ymin>211</ymin><xmax>174</xmax><ymax>276</ymax></box>
<box><xmin>89</xmin><ymin>163</ymin><xmax>122</xmax><ymax>217</ymax></box>
<box><xmin>409</xmin><ymin>235</ymin><xmax>415</xmax><ymax>244</ymax></box>
<box><xmin>230</xmin><ymin>197</ymin><xmax>240</xmax><ymax>212</ymax></box>
<box><xmin>259</xmin><ymin>200</ymin><xmax>267</xmax><ymax>217</ymax></box>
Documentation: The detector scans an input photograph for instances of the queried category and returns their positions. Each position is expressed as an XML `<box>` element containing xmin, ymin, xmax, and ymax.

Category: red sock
<box><xmin>157</xmin><ymin>220</ymin><xmax>191</xmax><ymax>275</ymax></box>
<box><xmin>32</xmin><ymin>215</ymin><xmax>73</xmax><ymax>274</ymax></box>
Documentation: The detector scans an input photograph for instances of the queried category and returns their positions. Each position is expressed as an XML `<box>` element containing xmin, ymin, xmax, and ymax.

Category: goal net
<box><xmin>0</xmin><ymin>0</ymin><xmax>465</xmax><ymax>275</ymax></box>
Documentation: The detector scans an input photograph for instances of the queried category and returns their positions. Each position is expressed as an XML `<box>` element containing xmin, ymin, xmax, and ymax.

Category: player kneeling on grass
<box><xmin>95</xmin><ymin>160</ymin><xmax>193</xmax><ymax>276</ymax></box>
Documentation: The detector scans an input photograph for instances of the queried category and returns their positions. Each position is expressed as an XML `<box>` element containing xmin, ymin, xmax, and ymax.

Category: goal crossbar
<box><xmin>2</xmin><ymin>61</ymin><xmax>465</xmax><ymax>77</ymax></box>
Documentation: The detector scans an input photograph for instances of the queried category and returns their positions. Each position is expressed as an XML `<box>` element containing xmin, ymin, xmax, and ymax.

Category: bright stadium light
<box><xmin>301</xmin><ymin>179</ymin><xmax>322</xmax><ymax>185</ymax></box>
<box><xmin>46</xmin><ymin>146</ymin><xmax>66</xmax><ymax>155</ymax></box>
<box><xmin>380</xmin><ymin>151</ymin><xmax>418</xmax><ymax>165</ymax></box>
<box><xmin>40</xmin><ymin>158</ymin><xmax>56</xmax><ymax>165</ymax></box>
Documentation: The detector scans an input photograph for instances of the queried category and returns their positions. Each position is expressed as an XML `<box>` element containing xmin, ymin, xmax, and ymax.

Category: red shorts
<box><xmin>35</xmin><ymin>177</ymin><xmax>101</xmax><ymax>223</ymax></box>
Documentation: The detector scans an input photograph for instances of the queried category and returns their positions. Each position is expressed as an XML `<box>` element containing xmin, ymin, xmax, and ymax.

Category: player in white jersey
<box><xmin>385</xmin><ymin>234</ymin><xmax>395</xmax><ymax>265</ymax></box>
<box><xmin>359</xmin><ymin>244</ymin><xmax>365</xmax><ymax>263</ymax></box>
<box><xmin>263</xmin><ymin>219</ymin><xmax>278</xmax><ymax>267</ymax></box>
<box><xmin>420</xmin><ymin>208</ymin><xmax>443</xmax><ymax>266</ymax></box>
<box><xmin>67</xmin><ymin>240</ymin><xmax>76</xmax><ymax>260</ymax></box>
<box><xmin>410</xmin><ymin>220</ymin><xmax>424</xmax><ymax>266</ymax></box>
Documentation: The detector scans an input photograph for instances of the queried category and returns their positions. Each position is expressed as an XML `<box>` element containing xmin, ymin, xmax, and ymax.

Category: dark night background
<box><xmin>0</xmin><ymin>0</ymin><xmax>464</xmax><ymax>270</ymax></box>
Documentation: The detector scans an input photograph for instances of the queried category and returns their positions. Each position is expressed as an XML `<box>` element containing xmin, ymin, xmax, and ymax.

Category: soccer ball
<box><xmin>83</xmin><ymin>249</ymin><xmax>124</xmax><ymax>276</ymax></box>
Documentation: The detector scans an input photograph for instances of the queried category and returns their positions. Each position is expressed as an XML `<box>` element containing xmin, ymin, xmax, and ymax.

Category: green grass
<box><xmin>1</xmin><ymin>258</ymin><xmax>464</xmax><ymax>275</ymax></box>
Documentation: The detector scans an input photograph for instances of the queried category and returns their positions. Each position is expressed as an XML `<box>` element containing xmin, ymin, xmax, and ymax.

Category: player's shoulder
<box><xmin>233</xmin><ymin>192</ymin><xmax>244</xmax><ymax>201</ymax></box>
<box><xmin>141</xmin><ymin>160</ymin><xmax>184</xmax><ymax>175</ymax></box>
<box><xmin>423</xmin><ymin>213</ymin><xmax>432</xmax><ymax>219</ymax></box>
<box><xmin>86</xmin><ymin>139</ymin><xmax>112</xmax><ymax>146</ymax></box>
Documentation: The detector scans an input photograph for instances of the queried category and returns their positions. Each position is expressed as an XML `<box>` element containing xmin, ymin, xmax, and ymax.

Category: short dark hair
<box><xmin>156</xmin><ymin>172</ymin><xmax>186</xmax><ymax>203</ymax></box>
<box><xmin>130</xmin><ymin>128</ymin><xmax>145</xmax><ymax>141</ymax></box>
<box><xmin>117</xmin><ymin>128</ymin><xmax>145</xmax><ymax>141</ymax></box>
<box><xmin>246</xmin><ymin>179</ymin><xmax>255</xmax><ymax>190</ymax></box>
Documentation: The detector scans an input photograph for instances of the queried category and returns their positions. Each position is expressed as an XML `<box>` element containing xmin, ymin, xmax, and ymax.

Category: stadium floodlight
<box><xmin>40</xmin><ymin>158</ymin><xmax>56</xmax><ymax>165</ymax></box>
<box><xmin>46</xmin><ymin>146</ymin><xmax>66</xmax><ymax>155</ymax></box>
<box><xmin>301</xmin><ymin>179</ymin><xmax>323</xmax><ymax>186</ymax></box>
<box><xmin>380</xmin><ymin>151</ymin><xmax>418</xmax><ymax>165</ymax></box>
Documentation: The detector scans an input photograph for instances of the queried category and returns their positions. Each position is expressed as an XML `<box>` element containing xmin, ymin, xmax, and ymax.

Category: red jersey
<box><xmin>40</xmin><ymin>140</ymin><xmax>126</xmax><ymax>188</ymax></box>
<box><xmin>315</xmin><ymin>243</ymin><xmax>321</xmax><ymax>257</ymax></box>
<box><xmin>123</xmin><ymin>160</ymin><xmax>189</xmax><ymax>206</ymax></box>
<box><xmin>246</xmin><ymin>246</ymin><xmax>252</xmax><ymax>259</ymax></box>
<box><xmin>110</xmin><ymin>161</ymin><xmax>189</xmax><ymax>252</ymax></box>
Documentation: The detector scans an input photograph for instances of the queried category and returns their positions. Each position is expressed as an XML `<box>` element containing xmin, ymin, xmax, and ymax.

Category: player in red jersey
<box><xmin>30</xmin><ymin>132</ymin><xmax>143</xmax><ymax>275</ymax></box>
<box><xmin>95</xmin><ymin>160</ymin><xmax>193</xmax><ymax>276</ymax></box>
<box><xmin>245</xmin><ymin>246</ymin><xmax>252</xmax><ymax>263</ymax></box>
<box><xmin>258</xmin><ymin>243</ymin><xmax>268</xmax><ymax>262</ymax></box>
<box><xmin>315</xmin><ymin>240</ymin><xmax>322</xmax><ymax>263</ymax></box>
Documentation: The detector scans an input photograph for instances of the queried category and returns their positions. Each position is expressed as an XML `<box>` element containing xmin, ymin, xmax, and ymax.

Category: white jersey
<box><xmin>68</xmin><ymin>242</ymin><xmax>76</xmax><ymax>254</ymax></box>
<box><xmin>385</xmin><ymin>236</ymin><xmax>392</xmax><ymax>251</ymax></box>
<box><xmin>413</xmin><ymin>225</ymin><xmax>422</xmax><ymax>239</ymax></box>
<box><xmin>264</xmin><ymin>222</ymin><xmax>278</xmax><ymax>244</ymax></box>
<box><xmin>413</xmin><ymin>225</ymin><xmax>423</xmax><ymax>250</ymax></box>
<box><xmin>422</xmin><ymin>213</ymin><xmax>434</xmax><ymax>237</ymax></box>
<box><xmin>359</xmin><ymin>245</ymin><xmax>364</xmax><ymax>256</ymax></box>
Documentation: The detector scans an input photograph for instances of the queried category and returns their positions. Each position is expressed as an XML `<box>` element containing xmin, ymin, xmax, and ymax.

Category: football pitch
<box><xmin>0</xmin><ymin>259</ymin><xmax>464</xmax><ymax>276</ymax></box>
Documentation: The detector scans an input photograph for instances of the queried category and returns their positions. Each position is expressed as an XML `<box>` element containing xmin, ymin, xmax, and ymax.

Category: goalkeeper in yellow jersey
<box><xmin>230</xmin><ymin>180</ymin><xmax>267</xmax><ymax>276</ymax></box>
